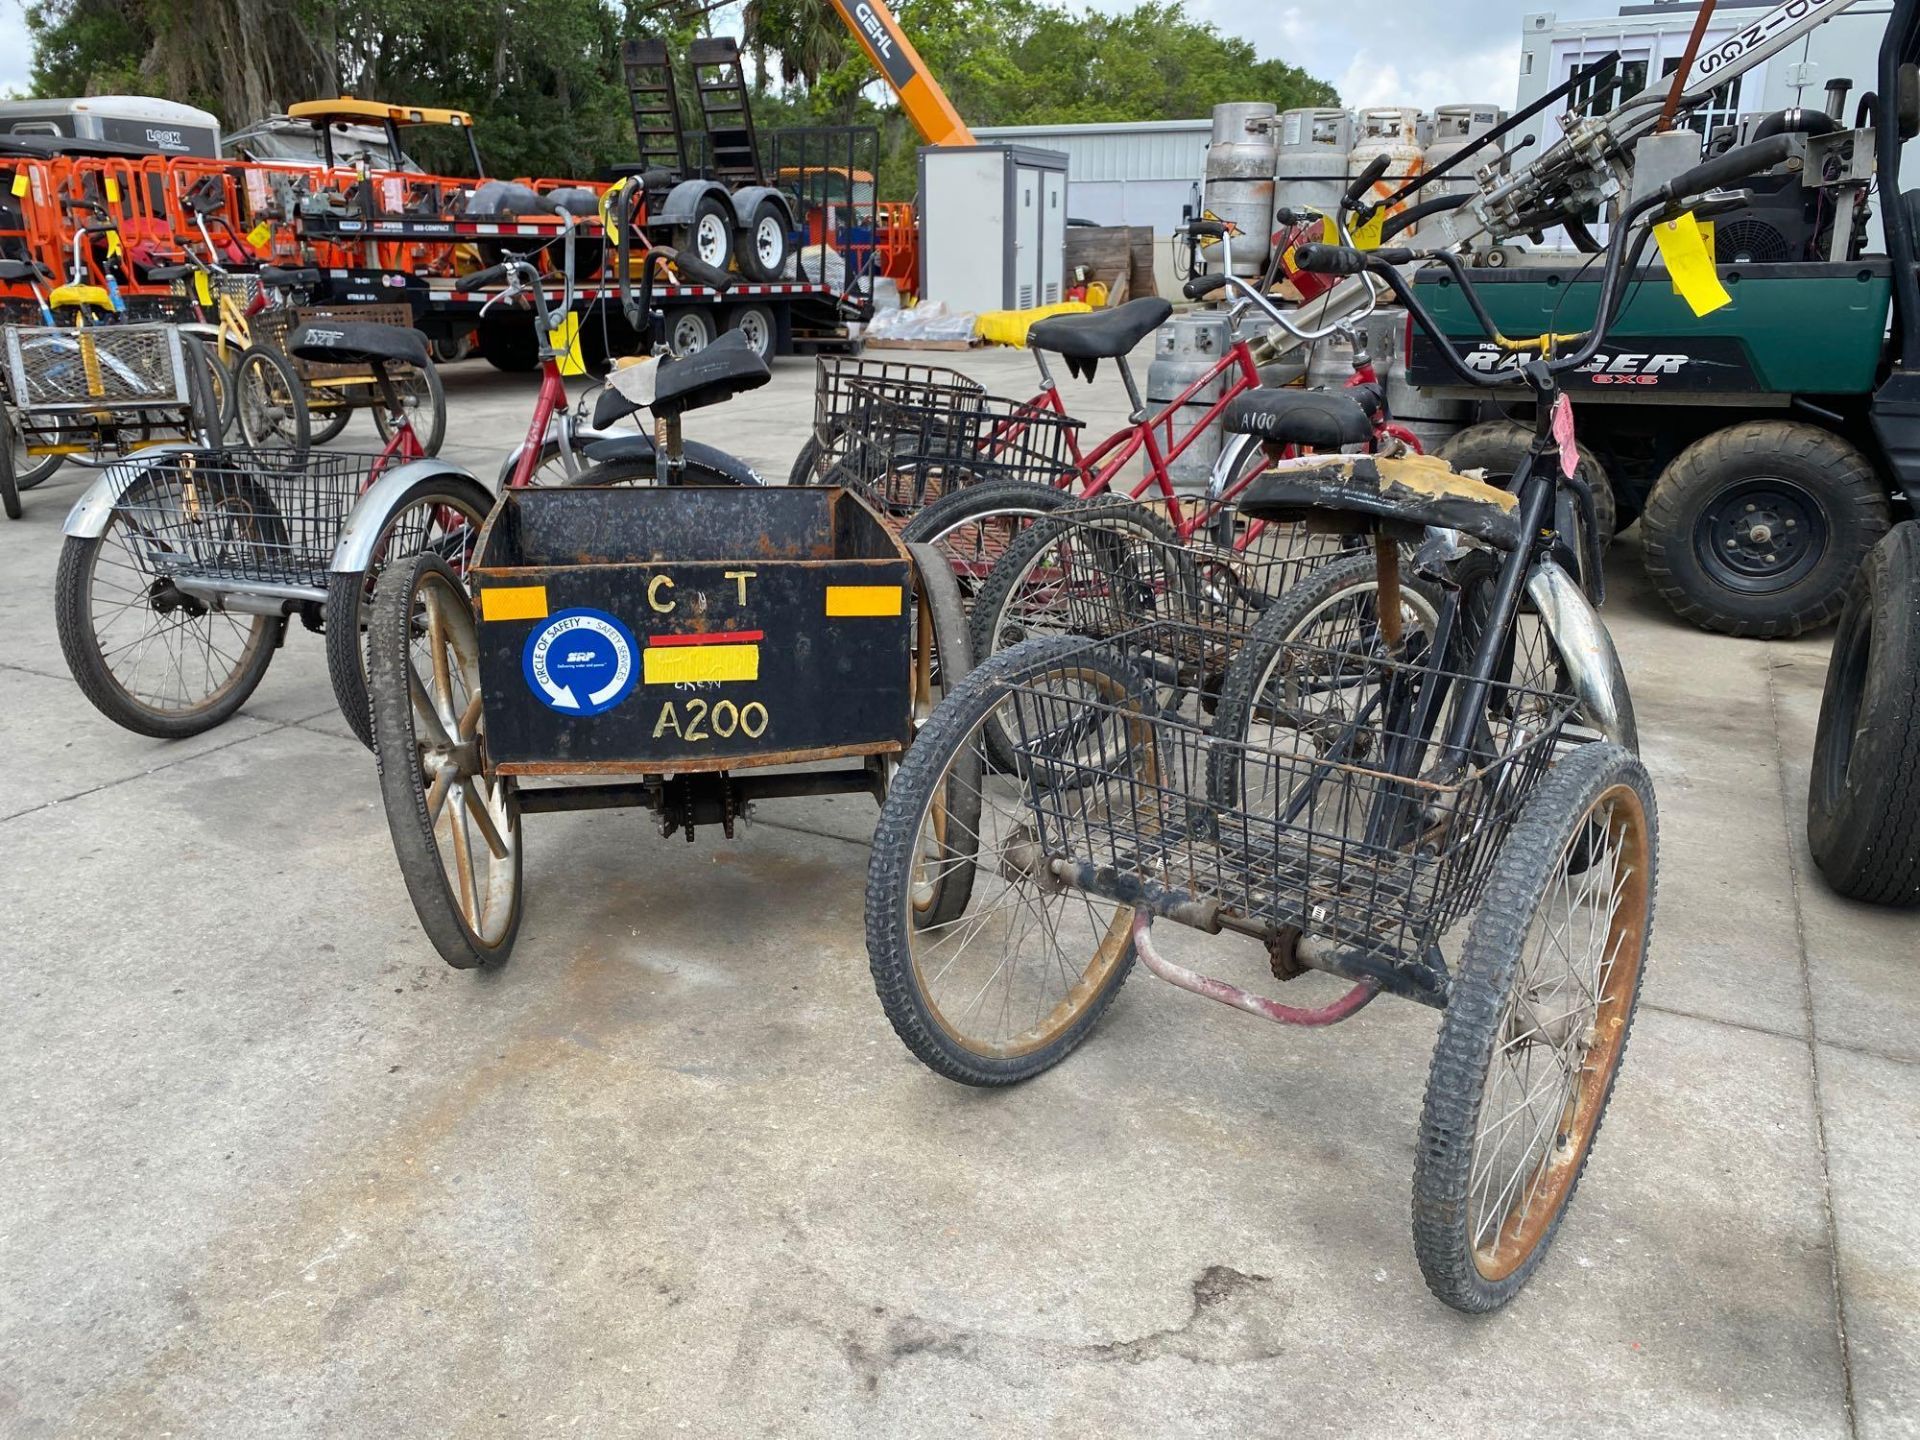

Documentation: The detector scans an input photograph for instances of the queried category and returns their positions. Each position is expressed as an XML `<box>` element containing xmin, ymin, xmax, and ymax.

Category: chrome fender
<box><xmin>327</xmin><ymin>459</ymin><xmax>489</xmax><ymax>575</ymax></box>
<box><xmin>1527</xmin><ymin>560</ymin><xmax>1638</xmax><ymax>753</ymax></box>
<box><xmin>61</xmin><ymin>451</ymin><xmax>194</xmax><ymax>538</ymax></box>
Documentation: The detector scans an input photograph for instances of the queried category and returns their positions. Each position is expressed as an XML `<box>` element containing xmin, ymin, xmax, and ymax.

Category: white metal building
<box><xmin>1515</xmin><ymin>2</ymin><xmax>1895</xmax><ymax>151</ymax></box>
<box><xmin>970</xmin><ymin>120</ymin><xmax>1208</xmax><ymax>233</ymax></box>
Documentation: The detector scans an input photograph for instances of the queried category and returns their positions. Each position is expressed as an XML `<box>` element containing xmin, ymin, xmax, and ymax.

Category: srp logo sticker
<box><xmin>522</xmin><ymin>609</ymin><xmax>638</xmax><ymax>716</ymax></box>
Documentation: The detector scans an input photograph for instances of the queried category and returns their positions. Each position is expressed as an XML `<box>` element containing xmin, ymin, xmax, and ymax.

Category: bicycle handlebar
<box><xmin>1183</xmin><ymin>272</ymin><xmax>1229</xmax><ymax>300</ymax></box>
<box><xmin>1343</xmin><ymin>152</ymin><xmax>1391</xmax><ymax>211</ymax></box>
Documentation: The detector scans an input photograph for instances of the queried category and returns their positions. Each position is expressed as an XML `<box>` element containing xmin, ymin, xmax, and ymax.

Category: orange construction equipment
<box><xmin>826</xmin><ymin>0</ymin><xmax>974</xmax><ymax>147</ymax></box>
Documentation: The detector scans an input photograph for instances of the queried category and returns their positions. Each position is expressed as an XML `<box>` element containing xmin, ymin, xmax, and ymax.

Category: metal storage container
<box><xmin>1203</xmin><ymin>101</ymin><xmax>1278</xmax><ymax>278</ymax></box>
<box><xmin>1274</xmin><ymin>108</ymin><xmax>1354</xmax><ymax>222</ymax></box>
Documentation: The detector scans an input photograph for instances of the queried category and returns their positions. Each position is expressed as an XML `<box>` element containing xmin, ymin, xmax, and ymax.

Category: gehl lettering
<box><xmin>854</xmin><ymin>2</ymin><xmax>895</xmax><ymax>59</ymax></box>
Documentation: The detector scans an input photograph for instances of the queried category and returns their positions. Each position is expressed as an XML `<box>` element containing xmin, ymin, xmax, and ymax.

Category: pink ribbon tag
<box><xmin>1552</xmin><ymin>392</ymin><xmax>1578</xmax><ymax>480</ymax></box>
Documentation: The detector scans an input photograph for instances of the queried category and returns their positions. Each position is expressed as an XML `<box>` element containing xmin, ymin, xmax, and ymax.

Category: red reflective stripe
<box><xmin>649</xmin><ymin>629</ymin><xmax>766</xmax><ymax>648</ymax></box>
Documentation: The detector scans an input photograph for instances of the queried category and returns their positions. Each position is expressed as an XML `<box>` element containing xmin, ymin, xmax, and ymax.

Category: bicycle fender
<box><xmin>578</xmin><ymin>435</ymin><xmax>765</xmax><ymax>486</ymax></box>
<box><xmin>1526</xmin><ymin>560</ymin><xmax>1638</xmax><ymax>753</ymax></box>
<box><xmin>61</xmin><ymin>452</ymin><xmax>193</xmax><ymax>538</ymax></box>
<box><xmin>494</xmin><ymin>412</ymin><xmax>573</xmax><ymax>490</ymax></box>
<box><xmin>327</xmin><ymin>460</ymin><xmax>491</xmax><ymax>575</ymax></box>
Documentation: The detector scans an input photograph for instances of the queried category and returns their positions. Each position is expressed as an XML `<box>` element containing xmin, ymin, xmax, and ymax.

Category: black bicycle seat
<box><xmin>593</xmin><ymin>383</ymin><xmax>640</xmax><ymax>429</ymax></box>
<box><xmin>288</xmin><ymin>321</ymin><xmax>429</xmax><ymax>369</ymax></box>
<box><xmin>1222</xmin><ymin>389</ymin><xmax>1373</xmax><ymax>448</ymax></box>
<box><xmin>0</xmin><ymin>257</ymin><xmax>46</xmax><ymax>282</ymax></box>
<box><xmin>1238</xmin><ymin>453</ymin><xmax>1525</xmax><ymax>551</ymax></box>
<box><xmin>650</xmin><ymin>330</ymin><xmax>771</xmax><ymax>417</ymax></box>
<box><xmin>261</xmin><ymin>265</ymin><xmax>321</xmax><ymax>288</ymax></box>
<box><xmin>1028</xmin><ymin>298</ymin><xmax>1172</xmax><ymax>376</ymax></box>
<box><xmin>144</xmin><ymin>263</ymin><xmax>195</xmax><ymax>283</ymax></box>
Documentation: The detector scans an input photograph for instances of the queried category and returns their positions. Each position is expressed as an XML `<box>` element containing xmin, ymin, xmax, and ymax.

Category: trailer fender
<box><xmin>62</xmin><ymin>451</ymin><xmax>195</xmax><ymax>539</ymax></box>
<box><xmin>1527</xmin><ymin>559</ymin><xmax>1639</xmax><ymax>753</ymax></box>
<box><xmin>650</xmin><ymin>179</ymin><xmax>729</xmax><ymax>230</ymax></box>
<box><xmin>578</xmin><ymin>434</ymin><xmax>766</xmax><ymax>486</ymax></box>
<box><xmin>327</xmin><ymin>460</ymin><xmax>493</xmax><ymax>575</ymax></box>
<box><xmin>727</xmin><ymin>185</ymin><xmax>794</xmax><ymax>231</ymax></box>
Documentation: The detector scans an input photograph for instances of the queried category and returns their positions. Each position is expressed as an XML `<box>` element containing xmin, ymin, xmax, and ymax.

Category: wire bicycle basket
<box><xmin>4</xmin><ymin>324</ymin><xmax>194</xmax><ymax>411</ymax></box>
<box><xmin>833</xmin><ymin>377</ymin><xmax>1081</xmax><ymax>515</ymax></box>
<box><xmin>805</xmin><ymin>354</ymin><xmax>986</xmax><ymax>480</ymax></box>
<box><xmin>1000</xmin><ymin>624</ymin><xmax>1574</xmax><ymax>991</ymax></box>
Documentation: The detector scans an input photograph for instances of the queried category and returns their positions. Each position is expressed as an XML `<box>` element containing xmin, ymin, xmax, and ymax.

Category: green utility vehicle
<box><xmin>1409</xmin><ymin>90</ymin><xmax>1920</xmax><ymax>639</ymax></box>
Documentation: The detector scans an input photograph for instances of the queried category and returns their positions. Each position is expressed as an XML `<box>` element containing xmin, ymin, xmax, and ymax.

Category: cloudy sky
<box><xmin>0</xmin><ymin>1</ymin><xmax>1634</xmax><ymax>108</ymax></box>
<box><xmin>1123</xmin><ymin>1</ymin><xmax>1629</xmax><ymax>110</ymax></box>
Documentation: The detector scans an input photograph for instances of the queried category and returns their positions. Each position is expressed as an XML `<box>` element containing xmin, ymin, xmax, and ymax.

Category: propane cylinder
<box><xmin>1424</xmin><ymin>104</ymin><xmax>1506</xmax><ymax>203</ymax></box>
<box><xmin>1348</xmin><ymin>107</ymin><xmax>1428</xmax><ymax>235</ymax></box>
<box><xmin>1274</xmin><ymin>108</ymin><xmax>1354</xmax><ymax>223</ymax></box>
<box><xmin>1203</xmin><ymin>101</ymin><xmax>1279</xmax><ymax>278</ymax></box>
<box><xmin>1149</xmin><ymin>312</ymin><xmax>1233</xmax><ymax>493</ymax></box>
<box><xmin>1304</xmin><ymin>307</ymin><xmax>1469</xmax><ymax>454</ymax></box>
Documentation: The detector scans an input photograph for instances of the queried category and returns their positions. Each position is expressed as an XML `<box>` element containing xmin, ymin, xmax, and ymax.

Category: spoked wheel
<box><xmin>369</xmin><ymin>550</ymin><xmax>522</xmax><ymax>969</ymax></box>
<box><xmin>308</xmin><ymin>399</ymin><xmax>354</xmax><ymax>445</ymax></box>
<box><xmin>1208</xmin><ymin>549</ymin><xmax>1444</xmax><ymax>815</ymax></box>
<box><xmin>0</xmin><ymin>411</ymin><xmax>18</xmax><ymax>519</ymax></box>
<box><xmin>323</xmin><ymin>473</ymin><xmax>497</xmax><ymax>749</ymax></box>
<box><xmin>54</xmin><ymin>467</ymin><xmax>283</xmax><ymax>736</ymax></box>
<box><xmin>1413</xmin><ymin>740</ymin><xmax>1657</xmax><ymax>1312</ymax></box>
<box><xmin>897</xmin><ymin>481</ymin><xmax>1080</xmax><ymax>604</ymax></box>
<box><xmin>373</xmin><ymin>362</ymin><xmax>448</xmax><ymax>457</ymax></box>
<box><xmin>968</xmin><ymin>500</ymin><xmax>1187</xmax><ymax>771</ymax></box>
<box><xmin>867</xmin><ymin>636</ymin><xmax>1148</xmax><ymax>1085</ymax></box>
<box><xmin>7</xmin><ymin>401</ymin><xmax>65</xmax><ymax>491</ymax></box>
<box><xmin>234</xmin><ymin>346</ymin><xmax>311</xmax><ymax>451</ymax></box>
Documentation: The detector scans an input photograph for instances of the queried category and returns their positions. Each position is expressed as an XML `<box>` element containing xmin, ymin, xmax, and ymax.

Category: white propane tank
<box><xmin>1204</xmin><ymin>101</ymin><xmax>1279</xmax><ymax>278</ymax></box>
<box><xmin>1348</xmin><ymin>107</ymin><xmax>1428</xmax><ymax>236</ymax></box>
<box><xmin>1274</xmin><ymin>108</ymin><xmax>1354</xmax><ymax>223</ymax></box>
<box><xmin>1149</xmin><ymin>312</ymin><xmax>1234</xmax><ymax>492</ymax></box>
<box><xmin>1424</xmin><ymin>104</ymin><xmax>1506</xmax><ymax>202</ymax></box>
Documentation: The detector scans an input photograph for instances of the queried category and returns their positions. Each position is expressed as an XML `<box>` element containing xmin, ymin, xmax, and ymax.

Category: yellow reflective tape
<box><xmin>104</xmin><ymin>177</ymin><xmax>119</xmax><ymax>204</ymax></box>
<box><xmin>1653</xmin><ymin>212</ymin><xmax>1731</xmax><ymax>319</ymax></box>
<box><xmin>644</xmin><ymin>644</ymin><xmax>759</xmax><ymax>685</ymax></box>
<box><xmin>825</xmin><ymin>584</ymin><xmax>903</xmax><ymax>617</ymax></box>
<box><xmin>480</xmin><ymin>585</ymin><xmax>549</xmax><ymax>621</ymax></box>
<box><xmin>9</xmin><ymin>173</ymin><xmax>28</xmax><ymax>198</ymax></box>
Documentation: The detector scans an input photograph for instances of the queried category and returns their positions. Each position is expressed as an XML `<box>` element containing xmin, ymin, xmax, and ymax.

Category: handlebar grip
<box><xmin>1273</xmin><ymin>207</ymin><xmax>1321</xmax><ymax>227</ymax></box>
<box><xmin>1342</xmin><ymin>152</ymin><xmax>1391</xmax><ymax>209</ymax></box>
<box><xmin>60</xmin><ymin>197</ymin><xmax>93</xmax><ymax>211</ymax></box>
<box><xmin>1183</xmin><ymin>273</ymin><xmax>1229</xmax><ymax>300</ymax></box>
<box><xmin>1185</xmin><ymin>219</ymin><xmax>1228</xmax><ymax>240</ymax></box>
<box><xmin>1663</xmin><ymin>134</ymin><xmax>1793</xmax><ymax>204</ymax></box>
<box><xmin>456</xmin><ymin>265</ymin><xmax>509</xmax><ymax>292</ymax></box>
<box><xmin>669</xmin><ymin>251</ymin><xmax>733</xmax><ymax>292</ymax></box>
<box><xmin>1291</xmin><ymin>244</ymin><xmax>1371</xmax><ymax>277</ymax></box>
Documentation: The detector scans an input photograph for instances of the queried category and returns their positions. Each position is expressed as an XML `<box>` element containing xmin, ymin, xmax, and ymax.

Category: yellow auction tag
<box><xmin>193</xmin><ymin>271</ymin><xmax>212</xmax><ymax>305</ymax></box>
<box><xmin>1322</xmin><ymin>211</ymin><xmax>1386</xmax><ymax>250</ymax></box>
<box><xmin>548</xmin><ymin>311</ymin><xmax>586</xmax><ymax>377</ymax></box>
<box><xmin>104</xmin><ymin>176</ymin><xmax>119</xmax><ymax>204</ymax></box>
<box><xmin>9</xmin><ymin>172</ymin><xmax>28</xmax><ymax>198</ymax></box>
<box><xmin>246</xmin><ymin>222</ymin><xmax>272</xmax><ymax>251</ymax></box>
<box><xmin>1654</xmin><ymin>212</ymin><xmax>1731</xmax><ymax>318</ymax></box>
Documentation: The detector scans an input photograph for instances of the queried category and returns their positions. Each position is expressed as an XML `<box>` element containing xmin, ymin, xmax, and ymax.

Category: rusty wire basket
<box><xmin>998</xmin><ymin>622</ymin><xmax>1573</xmax><ymax>973</ymax></box>
<box><xmin>803</xmin><ymin>353</ymin><xmax>986</xmax><ymax>482</ymax></box>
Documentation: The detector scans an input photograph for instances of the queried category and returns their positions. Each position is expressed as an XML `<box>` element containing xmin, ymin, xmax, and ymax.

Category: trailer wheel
<box><xmin>666</xmin><ymin>308</ymin><xmax>716</xmax><ymax>358</ymax></box>
<box><xmin>477</xmin><ymin>317</ymin><xmax>538</xmax><ymax>373</ymax></box>
<box><xmin>1808</xmin><ymin>522</ymin><xmax>1920</xmax><ymax>906</ymax></box>
<box><xmin>678</xmin><ymin>195</ymin><xmax>735</xmax><ymax>274</ymax></box>
<box><xmin>728</xmin><ymin>303</ymin><xmax>777</xmax><ymax>360</ymax></box>
<box><xmin>1439</xmin><ymin>420</ymin><xmax>1616</xmax><ymax>550</ymax></box>
<box><xmin>739</xmin><ymin>198</ymin><xmax>792</xmax><ymax>282</ymax></box>
<box><xmin>1641</xmin><ymin>421</ymin><xmax>1890</xmax><ymax>638</ymax></box>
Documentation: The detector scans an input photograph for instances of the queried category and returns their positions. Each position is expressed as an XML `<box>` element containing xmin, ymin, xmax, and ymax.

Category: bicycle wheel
<box><xmin>324</xmin><ymin>472</ymin><xmax>497</xmax><ymax>750</ymax></box>
<box><xmin>54</xmin><ymin>466</ymin><xmax>283</xmax><ymax>737</ymax></box>
<box><xmin>202</xmin><ymin>348</ymin><xmax>238</xmax><ymax>441</ymax></box>
<box><xmin>558</xmin><ymin>453</ymin><xmax>763</xmax><ymax>488</ymax></box>
<box><xmin>234</xmin><ymin>346</ymin><xmax>310</xmax><ymax>451</ymax></box>
<box><xmin>0</xmin><ymin>415</ymin><xmax>18</xmax><ymax>520</ymax></box>
<box><xmin>1208</xmin><ymin>549</ymin><xmax>1443</xmax><ymax>815</ymax></box>
<box><xmin>867</xmin><ymin>636</ymin><xmax>1148</xmax><ymax>1085</ymax></box>
<box><xmin>369</xmin><ymin>550</ymin><xmax>522</xmax><ymax>969</ymax></box>
<box><xmin>309</xmin><ymin>399</ymin><xmax>354</xmax><ymax>445</ymax></box>
<box><xmin>7</xmin><ymin>401</ymin><xmax>65</xmax><ymax>490</ymax></box>
<box><xmin>1413</xmin><ymin>740</ymin><xmax>1656</xmax><ymax>1312</ymax></box>
<box><xmin>898</xmin><ymin>480</ymin><xmax>1080</xmax><ymax>603</ymax></box>
<box><xmin>1450</xmin><ymin>549</ymin><xmax>1577</xmax><ymax>749</ymax></box>
<box><xmin>374</xmin><ymin>360</ymin><xmax>447</xmax><ymax>457</ymax></box>
<box><xmin>969</xmin><ymin>500</ymin><xmax>1187</xmax><ymax>771</ymax></box>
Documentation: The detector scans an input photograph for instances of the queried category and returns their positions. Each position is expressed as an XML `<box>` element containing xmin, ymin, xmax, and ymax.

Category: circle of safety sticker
<box><xmin>521</xmin><ymin>608</ymin><xmax>638</xmax><ymax>717</ymax></box>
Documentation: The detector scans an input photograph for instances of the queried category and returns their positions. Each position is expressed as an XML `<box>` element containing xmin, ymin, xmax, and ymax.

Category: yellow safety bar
<box><xmin>288</xmin><ymin>98</ymin><xmax>475</xmax><ymax>129</ymax></box>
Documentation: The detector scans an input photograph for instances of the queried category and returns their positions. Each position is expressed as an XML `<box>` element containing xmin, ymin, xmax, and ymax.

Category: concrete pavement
<box><xmin>1</xmin><ymin>345</ymin><xmax>1915</xmax><ymax>1437</ymax></box>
